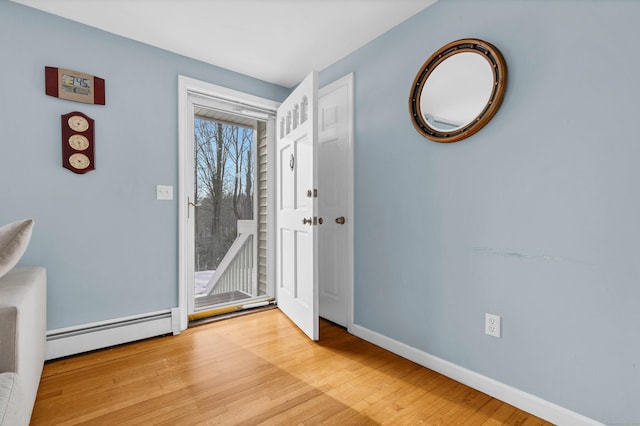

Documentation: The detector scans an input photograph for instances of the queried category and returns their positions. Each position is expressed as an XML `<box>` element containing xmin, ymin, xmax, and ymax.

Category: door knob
<box><xmin>335</xmin><ymin>216</ymin><xmax>346</xmax><ymax>225</ymax></box>
<box><xmin>302</xmin><ymin>217</ymin><xmax>313</xmax><ymax>225</ymax></box>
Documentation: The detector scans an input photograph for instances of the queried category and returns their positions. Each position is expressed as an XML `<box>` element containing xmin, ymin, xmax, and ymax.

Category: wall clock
<box><xmin>45</xmin><ymin>66</ymin><xmax>106</xmax><ymax>105</ymax></box>
<box><xmin>61</xmin><ymin>111</ymin><xmax>95</xmax><ymax>174</ymax></box>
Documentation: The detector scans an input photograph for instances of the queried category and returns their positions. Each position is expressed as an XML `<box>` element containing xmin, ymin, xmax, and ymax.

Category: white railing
<box><xmin>204</xmin><ymin>220</ymin><xmax>257</xmax><ymax>296</ymax></box>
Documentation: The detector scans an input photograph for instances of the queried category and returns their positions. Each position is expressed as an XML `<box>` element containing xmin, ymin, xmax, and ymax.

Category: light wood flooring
<box><xmin>32</xmin><ymin>309</ymin><xmax>552</xmax><ymax>425</ymax></box>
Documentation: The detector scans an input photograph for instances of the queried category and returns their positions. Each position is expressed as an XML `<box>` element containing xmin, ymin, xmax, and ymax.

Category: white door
<box><xmin>276</xmin><ymin>71</ymin><xmax>319</xmax><ymax>340</ymax></box>
<box><xmin>318</xmin><ymin>74</ymin><xmax>353</xmax><ymax>327</ymax></box>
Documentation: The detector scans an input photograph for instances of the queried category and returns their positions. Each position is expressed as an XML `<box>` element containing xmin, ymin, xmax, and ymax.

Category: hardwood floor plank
<box><xmin>32</xmin><ymin>309</ymin><xmax>552</xmax><ymax>425</ymax></box>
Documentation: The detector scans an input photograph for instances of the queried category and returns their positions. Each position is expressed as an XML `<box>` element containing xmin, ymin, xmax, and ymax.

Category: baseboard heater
<box><xmin>46</xmin><ymin>308</ymin><xmax>180</xmax><ymax>360</ymax></box>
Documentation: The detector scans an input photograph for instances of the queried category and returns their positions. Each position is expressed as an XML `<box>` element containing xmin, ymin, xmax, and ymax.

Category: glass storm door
<box><xmin>192</xmin><ymin>105</ymin><xmax>261</xmax><ymax>313</ymax></box>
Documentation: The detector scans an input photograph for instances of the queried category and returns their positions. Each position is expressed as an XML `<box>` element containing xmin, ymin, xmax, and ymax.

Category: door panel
<box><xmin>296</xmin><ymin>230</ymin><xmax>313</xmax><ymax>305</ymax></box>
<box><xmin>280</xmin><ymin>228</ymin><xmax>295</xmax><ymax>295</ymax></box>
<box><xmin>276</xmin><ymin>71</ymin><xmax>319</xmax><ymax>340</ymax></box>
<box><xmin>279</xmin><ymin>143</ymin><xmax>295</xmax><ymax>211</ymax></box>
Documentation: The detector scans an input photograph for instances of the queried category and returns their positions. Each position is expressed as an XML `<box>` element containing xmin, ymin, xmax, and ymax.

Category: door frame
<box><xmin>177</xmin><ymin>75</ymin><xmax>280</xmax><ymax>332</ymax></box>
<box><xmin>177</xmin><ymin>74</ymin><xmax>354</xmax><ymax>334</ymax></box>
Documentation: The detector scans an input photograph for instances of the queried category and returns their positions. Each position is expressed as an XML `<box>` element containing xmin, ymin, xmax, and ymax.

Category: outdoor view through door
<box><xmin>193</xmin><ymin>108</ymin><xmax>267</xmax><ymax>312</ymax></box>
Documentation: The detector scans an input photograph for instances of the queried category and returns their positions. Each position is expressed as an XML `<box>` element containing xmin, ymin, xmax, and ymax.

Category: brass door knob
<box><xmin>335</xmin><ymin>216</ymin><xmax>346</xmax><ymax>225</ymax></box>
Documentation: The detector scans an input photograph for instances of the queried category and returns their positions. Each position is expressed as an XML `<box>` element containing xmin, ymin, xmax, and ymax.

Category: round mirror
<box><xmin>409</xmin><ymin>39</ymin><xmax>507</xmax><ymax>143</ymax></box>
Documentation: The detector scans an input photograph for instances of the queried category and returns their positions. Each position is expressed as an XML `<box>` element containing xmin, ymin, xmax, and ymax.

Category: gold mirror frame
<box><xmin>409</xmin><ymin>38</ymin><xmax>507</xmax><ymax>143</ymax></box>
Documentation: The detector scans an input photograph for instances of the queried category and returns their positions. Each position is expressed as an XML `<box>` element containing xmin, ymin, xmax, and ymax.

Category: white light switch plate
<box><xmin>156</xmin><ymin>185</ymin><xmax>173</xmax><ymax>200</ymax></box>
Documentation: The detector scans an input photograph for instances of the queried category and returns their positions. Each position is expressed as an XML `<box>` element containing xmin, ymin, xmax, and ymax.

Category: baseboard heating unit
<box><xmin>46</xmin><ymin>308</ymin><xmax>180</xmax><ymax>360</ymax></box>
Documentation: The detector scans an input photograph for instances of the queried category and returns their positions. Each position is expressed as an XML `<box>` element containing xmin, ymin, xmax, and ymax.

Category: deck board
<box><xmin>194</xmin><ymin>290</ymin><xmax>251</xmax><ymax>310</ymax></box>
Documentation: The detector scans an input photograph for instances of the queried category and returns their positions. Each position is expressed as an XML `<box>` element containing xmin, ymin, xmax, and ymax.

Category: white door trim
<box><xmin>177</xmin><ymin>75</ymin><xmax>280</xmax><ymax>331</ymax></box>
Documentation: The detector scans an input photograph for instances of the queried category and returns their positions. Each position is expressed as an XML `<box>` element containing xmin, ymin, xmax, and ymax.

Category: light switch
<box><xmin>156</xmin><ymin>185</ymin><xmax>173</xmax><ymax>200</ymax></box>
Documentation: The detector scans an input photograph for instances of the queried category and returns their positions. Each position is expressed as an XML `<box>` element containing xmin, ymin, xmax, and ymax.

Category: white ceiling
<box><xmin>11</xmin><ymin>0</ymin><xmax>438</xmax><ymax>88</ymax></box>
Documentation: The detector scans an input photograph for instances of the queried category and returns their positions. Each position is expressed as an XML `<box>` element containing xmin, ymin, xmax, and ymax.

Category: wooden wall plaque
<box><xmin>61</xmin><ymin>111</ymin><xmax>95</xmax><ymax>174</ymax></box>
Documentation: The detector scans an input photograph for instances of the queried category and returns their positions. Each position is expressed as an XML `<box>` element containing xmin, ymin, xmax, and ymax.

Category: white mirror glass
<box><xmin>420</xmin><ymin>52</ymin><xmax>494</xmax><ymax>132</ymax></box>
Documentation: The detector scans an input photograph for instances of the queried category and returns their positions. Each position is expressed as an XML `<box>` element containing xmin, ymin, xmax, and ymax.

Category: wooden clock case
<box><xmin>61</xmin><ymin>111</ymin><xmax>95</xmax><ymax>174</ymax></box>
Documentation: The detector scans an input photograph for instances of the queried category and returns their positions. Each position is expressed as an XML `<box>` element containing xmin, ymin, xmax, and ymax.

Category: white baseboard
<box><xmin>350</xmin><ymin>323</ymin><xmax>603</xmax><ymax>426</ymax></box>
<box><xmin>46</xmin><ymin>309</ymin><xmax>180</xmax><ymax>360</ymax></box>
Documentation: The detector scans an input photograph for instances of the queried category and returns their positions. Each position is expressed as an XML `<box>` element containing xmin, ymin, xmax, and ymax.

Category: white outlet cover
<box><xmin>485</xmin><ymin>313</ymin><xmax>501</xmax><ymax>338</ymax></box>
<box><xmin>156</xmin><ymin>185</ymin><xmax>173</xmax><ymax>200</ymax></box>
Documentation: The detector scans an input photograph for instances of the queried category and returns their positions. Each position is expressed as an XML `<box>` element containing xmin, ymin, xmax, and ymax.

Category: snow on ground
<box><xmin>195</xmin><ymin>270</ymin><xmax>216</xmax><ymax>296</ymax></box>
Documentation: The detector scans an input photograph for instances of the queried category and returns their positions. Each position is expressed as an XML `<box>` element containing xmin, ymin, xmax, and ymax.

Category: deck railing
<box><xmin>204</xmin><ymin>220</ymin><xmax>257</xmax><ymax>297</ymax></box>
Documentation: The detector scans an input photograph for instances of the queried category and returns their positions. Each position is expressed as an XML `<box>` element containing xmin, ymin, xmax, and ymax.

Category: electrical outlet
<box><xmin>156</xmin><ymin>185</ymin><xmax>173</xmax><ymax>201</ymax></box>
<box><xmin>485</xmin><ymin>313</ymin><xmax>501</xmax><ymax>338</ymax></box>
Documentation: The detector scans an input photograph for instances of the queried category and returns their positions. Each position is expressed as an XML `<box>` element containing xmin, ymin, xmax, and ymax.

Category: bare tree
<box><xmin>195</xmin><ymin>119</ymin><xmax>230</xmax><ymax>268</ymax></box>
<box><xmin>194</xmin><ymin>118</ymin><xmax>254</xmax><ymax>271</ymax></box>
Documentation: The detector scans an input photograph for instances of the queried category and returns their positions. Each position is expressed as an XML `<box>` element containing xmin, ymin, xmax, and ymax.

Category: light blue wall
<box><xmin>3</xmin><ymin>0</ymin><xmax>638</xmax><ymax>422</ymax></box>
<box><xmin>321</xmin><ymin>0</ymin><xmax>639</xmax><ymax>423</ymax></box>
<box><xmin>0</xmin><ymin>1</ymin><xmax>288</xmax><ymax>329</ymax></box>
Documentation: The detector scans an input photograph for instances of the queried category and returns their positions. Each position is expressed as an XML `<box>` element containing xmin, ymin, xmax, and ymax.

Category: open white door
<box><xmin>276</xmin><ymin>71</ymin><xmax>319</xmax><ymax>340</ymax></box>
